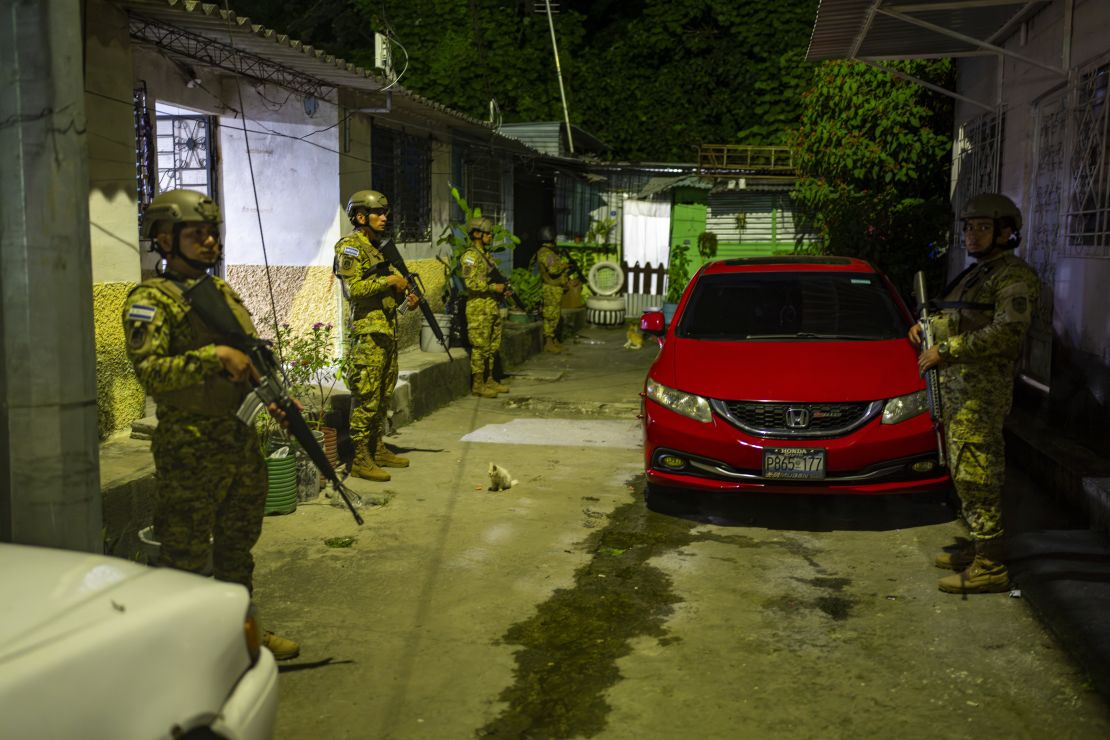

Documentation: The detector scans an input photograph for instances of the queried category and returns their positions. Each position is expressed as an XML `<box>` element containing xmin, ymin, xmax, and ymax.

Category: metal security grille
<box><xmin>155</xmin><ymin>111</ymin><xmax>215</xmax><ymax>196</ymax></box>
<box><xmin>1066</xmin><ymin>62</ymin><xmax>1110</xmax><ymax>258</ymax></box>
<box><xmin>133</xmin><ymin>83</ymin><xmax>156</xmax><ymax>233</ymax></box>
<box><xmin>554</xmin><ymin>172</ymin><xmax>596</xmax><ymax>238</ymax></box>
<box><xmin>372</xmin><ymin>124</ymin><xmax>432</xmax><ymax>242</ymax></box>
<box><xmin>712</xmin><ymin>400</ymin><xmax>883</xmax><ymax>439</ymax></box>
<box><xmin>952</xmin><ymin>110</ymin><xmax>1004</xmax><ymax>239</ymax></box>
<box><xmin>463</xmin><ymin>150</ymin><xmax>504</xmax><ymax>223</ymax></box>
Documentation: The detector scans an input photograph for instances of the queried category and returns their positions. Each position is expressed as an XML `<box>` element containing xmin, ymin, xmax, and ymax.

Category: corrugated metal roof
<box><xmin>806</xmin><ymin>0</ymin><xmax>1050</xmax><ymax>62</ymax></box>
<box><xmin>498</xmin><ymin>121</ymin><xmax>610</xmax><ymax>157</ymax></box>
<box><xmin>115</xmin><ymin>0</ymin><xmax>498</xmax><ymax>131</ymax></box>
<box><xmin>637</xmin><ymin>175</ymin><xmax>712</xmax><ymax>199</ymax></box>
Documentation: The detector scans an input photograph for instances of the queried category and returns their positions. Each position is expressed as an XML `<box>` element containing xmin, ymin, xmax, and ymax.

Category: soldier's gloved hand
<box><xmin>387</xmin><ymin>274</ymin><xmax>408</xmax><ymax>292</ymax></box>
<box><xmin>266</xmin><ymin>397</ymin><xmax>304</xmax><ymax>430</ymax></box>
<box><xmin>907</xmin><ymin>324</ymin><xmax>924</xmax><ymax>346</ymax></box>
<box><xmin>215</xmin><ymin>345</ymin><xmax>253</xmax><ymax>382</ymax></box>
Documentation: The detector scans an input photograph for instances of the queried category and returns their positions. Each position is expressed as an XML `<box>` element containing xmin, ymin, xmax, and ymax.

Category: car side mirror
<box><xmin>640</xmin><ymin>310</ymin><xmax>665</xmax><ymax>336</ymax></box>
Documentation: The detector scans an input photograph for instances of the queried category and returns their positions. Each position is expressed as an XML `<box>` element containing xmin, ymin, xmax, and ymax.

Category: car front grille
<box><xmin>710</xmin><ymin>399</ymin><xmax>884</xmax><ymax>438</ymax></box>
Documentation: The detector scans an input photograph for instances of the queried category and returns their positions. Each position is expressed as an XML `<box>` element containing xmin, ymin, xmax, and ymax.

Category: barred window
<box><xmin>1067</xmin><ymin>62</ymin><xmax>1110</xmax><ymax>256</ymax></box>
<box><xmin>372</xmin><ymin>123</ymin><xmax>432</xmax><ymax>242</ymax></box>
<box><xmin>463</xmin><ymin>149</ymin><xmax>504</xmax><ymax>222</ymax></box>
<box><xmin>952</xmin><ymin>110</ymin><xmax>1004</xmax><ymax>239</ymax></box>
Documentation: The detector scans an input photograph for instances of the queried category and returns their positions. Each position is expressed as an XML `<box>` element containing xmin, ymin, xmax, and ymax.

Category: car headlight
<box><xmin>882</xmin><ymin>390</ymin><xmax>929</xmax><ymax>424</ymax></box>
<box><xmin>645</xmin><ymin>378</ymin><xmax>712</xmax><ymax>423</ymax></box>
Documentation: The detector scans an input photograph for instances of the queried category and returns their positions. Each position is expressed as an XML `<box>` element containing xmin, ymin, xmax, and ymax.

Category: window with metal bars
<box><xmin>952</xmin><ymin>110</ymin><xmax>1004</xmax><ymax>240</ymax></box>
<box><xmin>372</xmin><ymin>123</ymin><xmax>432</xmax><ymax>242</ymax></box>
<box><xmin>462</xmin><ymin>149</ymin><xmax>504</xmax><ymax>224</ymax></box>
<box><xmin>1066</xmin><ymin>62</ymin><xmax>1110</xmax><ymax>257</ymax></box>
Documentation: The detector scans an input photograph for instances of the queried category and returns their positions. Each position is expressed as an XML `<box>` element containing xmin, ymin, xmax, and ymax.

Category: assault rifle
<box><xmin>378</xmin><ymin>238</ymin><xmax>452</xmax><ymax>356</ymax></box>
<box><xmin>480</xmin><ymin>252</ymin><xmax>526</xmax><ymax>311</ymax></box>
<box><xmin>182</xmin><ymin>275</ymin><xmax>365</xmax><ymax>525</ymax></box>
<box><xmin>913</xmin><ymin>270</ymin><xmax>946</xmax><ymax>468</ymax></box>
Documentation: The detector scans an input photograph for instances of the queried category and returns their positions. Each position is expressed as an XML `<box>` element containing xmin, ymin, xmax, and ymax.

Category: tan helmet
<box><xmin>960</xmin><ymin>193</ymin><xmax>1022</xmax><ymax>232</ymax></box>
<box><xmin>346</xmin><ymin>190</ymin><xmax>389</xmax><ymax>222</ymax></box>
<box><xmin>467</xmin><ymin>215</ymin><xmax>494</xmax><ymax>234</ymax></box>
<box><xmin>141</xmin><ymin>189</ymin><xmax>221</xmax><ymax>239</ymax></box>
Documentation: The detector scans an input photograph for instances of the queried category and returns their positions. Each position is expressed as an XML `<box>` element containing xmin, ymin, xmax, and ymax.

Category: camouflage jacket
<box><xmin>334</xmin><ymin>229</ymin><xmax>400</xmax><ymax>337</ymax></box>
<box><xmin>122</xmin><ymin>274</ymin><xmax>257</xmax><ymax>417</ymax></box>
<box><xmin>461</xmin><ymin>245</ymin><xmax>500</xmax><ymax>297</ymax></box>
<box><xmin>535</xmin><ymin>245</ymin><xmax>569</xmax><ymax>287</ymax></box>
<box><xmin>929</xmin><ymin>251</ymin><xmax>1040</xmax><ymax>442</ymax></box>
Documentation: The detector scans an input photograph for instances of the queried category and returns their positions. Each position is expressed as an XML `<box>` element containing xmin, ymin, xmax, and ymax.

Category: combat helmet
<box><xmin>141</xmin><ymin>189</ymin><xmax>221</xmax><ymax>239</ymax></box>
<box><xmin>467</xmin><ymin>215</ymin><xmax>494</xmax><ymax>235</ymax></box>
<box><xmin>961</xmin><ymin>193</ymin><xmax>1022</xmax><ymax>232</ymax></box>
<box><xmin>538</xmin><ymin>225</ymin><xmax>556</xmax><ymax>244</ymax></box>
<box><xmin>346</xmin><ymin>190</ymin><xmax>389</xmax><ymax>223</ymax></box>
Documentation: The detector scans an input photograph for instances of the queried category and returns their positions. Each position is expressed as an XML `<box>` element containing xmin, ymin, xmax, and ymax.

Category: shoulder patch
<box><xmin>462</xmin><ymin>254</ymin><xmax>477</xmax><ymax>265</ymax></box>
<box><xmin>1012</xmin><ymin>296</ymin><xmax>1028</xmax><ymax>314</ymax></box>
<box><xmin>343</xmin><ymin>245</ymin><xmax>360</xmax><ymax>257</ymax></box>
<box><xmin>127</xmin><ymin>304</ymin><xmax>157</xmax><ymax>323</ymax></box>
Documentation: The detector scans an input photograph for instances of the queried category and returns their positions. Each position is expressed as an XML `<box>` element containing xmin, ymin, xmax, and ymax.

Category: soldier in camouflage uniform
<box><xmin>333</xmin><ymin>190</ymin><xmax>418</xmax><ymax>481</ymax></box>
<box><xmin>910</xmin><ymin>193</ymin><xmax>1040</xmax><ymax>594</ymax></box>
<box><xmin>535</xmin><ymin>225</ymin><xmax>569</xmax><ymax>354</ymax></box>
<box><xmin>123</xmin><ymin>189</ymin><xmax>299</xmax><ymax>658</ymax></box>
<box><xmin>460</xmin><ymin>216</ymin><xmax>509</xmax><ymax>398</ymax></box>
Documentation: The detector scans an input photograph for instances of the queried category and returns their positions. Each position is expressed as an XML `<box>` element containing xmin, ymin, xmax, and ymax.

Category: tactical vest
<box><xmin>141</xmin><ymin>277</ymin><xmax>256</xmax><ymax>416</ymax></box>
<box><xmin>334</xmin><ymin>233</ymin><xmax>398</xmax><ymax>336</ymax></box>
<box><xmin>535</xmin><ymin>246</ymin><xmax>566</xmax><ymax>286</ymax></box>
<box><xmin>936</xmin><ymin>256</ymin><xmax>1017</xmax><ymax>337</ymax></box>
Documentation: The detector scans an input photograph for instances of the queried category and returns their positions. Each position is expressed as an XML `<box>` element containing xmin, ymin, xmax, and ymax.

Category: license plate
<box><xmin>762</xmin><ymin>447</ymin><xmax>826</xmax><ymax>480</ymax></box>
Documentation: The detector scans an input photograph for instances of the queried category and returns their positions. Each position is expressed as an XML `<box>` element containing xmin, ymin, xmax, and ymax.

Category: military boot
<box><xmin>934</xmin><ymin>542</ymin><xmax>975</xmax><ymax>570</ymax></box>
<box><xmin>938</xmin><ymin>539</ymin><xmax>1009</xmax><ymax>594</ymax></box>
<box><xmin>262</xmin><ymin>630</ymin><xmax>300</xmax><ymax>660</ymax></box>
<box><xmin>486</xmin><ymin>375</ymin><xmax>510</xmax><ymax>394</ymax></box>
<box><xmin>350</xmin><ymin>443</ymin><xmax>391</xmax><ymax>481</ymax></box>
<box><xmin>472</xmin><ymin>374</ymin><xmax>498</xmax><ymax>398</ymax></box>
<box><xmin>544</xmin><ymin>337</ymin><xmax>563</xmax><ymax>353</ymax></box>
<box><xmin>375</xmin><ymin>438</ymin><xmax>410</xmax><ymax>468</ymax></box>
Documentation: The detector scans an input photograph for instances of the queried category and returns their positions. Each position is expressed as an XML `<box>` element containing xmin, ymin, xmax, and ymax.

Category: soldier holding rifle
<box><xmin>908</xmin><ymin>193</ymin><xmax>1040</xmax><ymax>594</ymax></box>
<box><xmin>460</xmin><ymin>216</ymin><xmax>511</xmax><ymax>398</ymax></box>
<box><xmin>122</xmin><ymin>189</ymin><xmax>300</xmax><ymax>659</ymax></box>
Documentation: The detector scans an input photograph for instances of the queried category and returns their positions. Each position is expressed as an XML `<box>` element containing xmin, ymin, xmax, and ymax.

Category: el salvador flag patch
<box><xmin>343</xmin><ymin>246</ymin><xmax>359</xmax><ymax>257</ymax></box>
<box><xmin>128</xmin><ymin>304</ymin><xmax>156</xmax><ymax>322</ymax></box>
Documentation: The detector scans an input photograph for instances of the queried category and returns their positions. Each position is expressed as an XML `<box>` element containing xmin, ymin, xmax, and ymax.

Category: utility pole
<box><xmin>0</xmin><ymin>0</ymin><xmax>103</xmax><ymax>550</ymax></box>
<box><xmin>544</xmin><ymin>0</ymin><xmax>574</xmax><ymax>155</ymax></box>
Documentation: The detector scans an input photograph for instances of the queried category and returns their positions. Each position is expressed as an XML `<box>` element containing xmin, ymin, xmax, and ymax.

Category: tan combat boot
<box><xmin>486</xmin><ymin>375</ymin><xmax>510</xmax><ymax>394</ymax></box>
<box><xmin>472</xmin><ymin>374</ymin><xmax>498</xmax><ymax>398</ymax></box>
<box><xmin>938</xmin><ymin>539</ymin><xmax>1009</xmax><ymax>594</ymax></box>
<box><xmin>350</xmin><ymin>443</ymin><xmax>390</xmax><ymax>481</ymax></box>
<box><xmin>375</xmin><ymin>438</ymin><xmax>409</xmax><ymax>468</ymax></box>
<box><xmin>934</xmin><ymin>542</ymin><xmax>975</xmax><ymax>570</ymax></box>
<box><xmin>544</xmin><ymin>337</ymin><xmax>563</xmax><ymax>353</ymax></box>
<box><xmin>262</xmin><ymin>630</ymin><xmax>300</xmax><ymax>660</ymax></box>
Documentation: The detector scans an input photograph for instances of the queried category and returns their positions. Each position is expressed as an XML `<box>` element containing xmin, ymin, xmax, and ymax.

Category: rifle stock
<box><xmin>913</xmin><ymin>270</ymin><xmax>946</xmax><ymax>469</ymax></box>
<box><xmin>182</xmin><ymin>275</ymin><xmax>365</xmax><ymax>525</ymax></box>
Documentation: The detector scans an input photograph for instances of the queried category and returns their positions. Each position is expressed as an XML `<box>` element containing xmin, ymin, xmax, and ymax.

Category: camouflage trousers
<box><xmin>541</xmin><ymin>284</ymin><xmax>563</xmax><ymax>340</ymax></box>
<box><xmin>946</xmin><ymin>432</ymin><xmax>1006</xmax><ymax>541</ymax></box>
<box><xmin>467</xmin><ymin>296</ymin><xmax>502</xmax><ymax>377</ymax></box>
<box><xmin>151</xmin><ymin>409</ymin><xmax>266</xmax><ymax>592</ymax></box>
<box><xmin>346</xmin><ymin>332</ymin><xmax>398</xmax><ymax>448</ymax></box>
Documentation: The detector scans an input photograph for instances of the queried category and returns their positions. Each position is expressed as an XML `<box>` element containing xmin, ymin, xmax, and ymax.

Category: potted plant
<box><xmin>508</xmin><ymin>267</ymin><xmax>542</xmax><ymax>321</ymax></box>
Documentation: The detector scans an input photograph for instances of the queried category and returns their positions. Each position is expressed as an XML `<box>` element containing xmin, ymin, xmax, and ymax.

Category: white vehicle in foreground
<box><xmin>0</xmin><ymin>543</ymin><xmax>278</xmax><ymax>740</ymax></box>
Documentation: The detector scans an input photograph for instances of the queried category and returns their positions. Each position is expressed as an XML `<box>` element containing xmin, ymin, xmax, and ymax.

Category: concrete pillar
<box><xmin>0</xmin><ymin>0</ymin><xmax>102</xmax><ymax>550</ymax></box>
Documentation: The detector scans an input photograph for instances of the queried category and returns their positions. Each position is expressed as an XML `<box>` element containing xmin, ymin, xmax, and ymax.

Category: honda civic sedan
<box><xmin>640</xmin><ymin>256</ymin><xmax>949</xmax><ymax>495</ymax></box>
<box><xmin>0</xmin><ymin>543</ymin><xmax>278</xmax><ymax>740</ymax></box>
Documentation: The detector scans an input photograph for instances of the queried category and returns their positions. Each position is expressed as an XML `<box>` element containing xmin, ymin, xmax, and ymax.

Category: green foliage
<box><xmin>435</xmin><ymin>185</ymin><xmax>521</xmax><ymax>303</ymax></box>
<box><xmin>789</xmin><ymin>59</ymin><xmax>954</xmax><ymax>294</ymax></box>
<box><xmin>509</xmin><ymin>267</ymin><xmax>543</xmax><ymax>313</ymax></box>
<box><xmin>665</xmin><ymin>241</ymin><xmax>693</xmax><ymax>304</ymax></box>
<box><xmin>696</xmin><ymin>231</ymin><xmax>718</xmax><ymax>260</ymax></box>
<box><xmin>585</xmin><ymin>216</ymin><xmax>616</xmax><ymax>246</ymax></box>
<box><xmin>257</xmin><ymin>322</ymin><xmax>340</xmax><ymax>454</ymax></box>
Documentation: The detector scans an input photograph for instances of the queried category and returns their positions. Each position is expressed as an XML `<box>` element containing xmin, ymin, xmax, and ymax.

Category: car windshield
<box><xmin>676</xmin><ymin>271</ymin><xmax>907</xmax><ymax>341</ymax></box>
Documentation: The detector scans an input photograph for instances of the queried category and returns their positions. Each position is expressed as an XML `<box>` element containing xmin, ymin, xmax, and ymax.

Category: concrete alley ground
<box><xmin>251</xmin><ymin>325</ymin><xmax>1110</xmax><ymax>739</ymax></box>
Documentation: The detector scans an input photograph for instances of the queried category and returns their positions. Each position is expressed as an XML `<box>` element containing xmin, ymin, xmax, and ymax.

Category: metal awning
<box><xmin>115</xmin><ymin>0</ymin><xmax>508</xmax><ymax>134</ymax></box>
<box><xmin>805</xmin><ymin>0</ymin><xmax>1065</xmax><ymax>111</ymax></box>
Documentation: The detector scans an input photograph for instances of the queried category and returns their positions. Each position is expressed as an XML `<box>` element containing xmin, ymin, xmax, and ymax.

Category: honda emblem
<box><xmin>785</xmin><ymin>408</ymin><xmax>810</xmax><ymax>428</ymax></box>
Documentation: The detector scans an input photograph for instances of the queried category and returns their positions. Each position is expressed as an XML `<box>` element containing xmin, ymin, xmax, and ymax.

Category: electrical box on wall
<box><xmin>373</xmin><ymin>33</ymin><xmax>394</xmax><ymax>80</ymax></box>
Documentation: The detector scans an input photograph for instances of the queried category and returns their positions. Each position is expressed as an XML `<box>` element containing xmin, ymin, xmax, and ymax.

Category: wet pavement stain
<box><xmin>478</xmin><ymin>479</ymin><xmax>785</xmax><ymax>739</ymax></box>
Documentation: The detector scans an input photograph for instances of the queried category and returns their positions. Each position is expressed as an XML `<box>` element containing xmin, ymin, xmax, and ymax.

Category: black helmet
<box><xmin>538</xmin><ymin>225</ymin><xmax>556</xmax><ymax>243</ymax></box>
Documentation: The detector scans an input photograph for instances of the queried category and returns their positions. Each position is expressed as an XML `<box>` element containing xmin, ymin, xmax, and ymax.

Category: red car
<box><xmin>640</xmin><ymin>256</ymin><xmax>950</xmax><ymax>496</ymax></box>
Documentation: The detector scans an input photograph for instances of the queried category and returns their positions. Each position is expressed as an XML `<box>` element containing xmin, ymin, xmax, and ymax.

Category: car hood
<box><xmin>662</xmin><ymin>337</ymin><xmax>923</xmax><ymax>402</ymax></box>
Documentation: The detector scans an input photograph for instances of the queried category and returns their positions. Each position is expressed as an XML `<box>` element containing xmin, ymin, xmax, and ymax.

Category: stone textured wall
<box><xmin>94</xmin><ymin>282</ymin><xmax>147</xmax><ymax>439</ymax></box>
<box><xmin>227</xmin><ymin>258</ymin><xmax>451</xmax><ymax>350</ymax></box>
